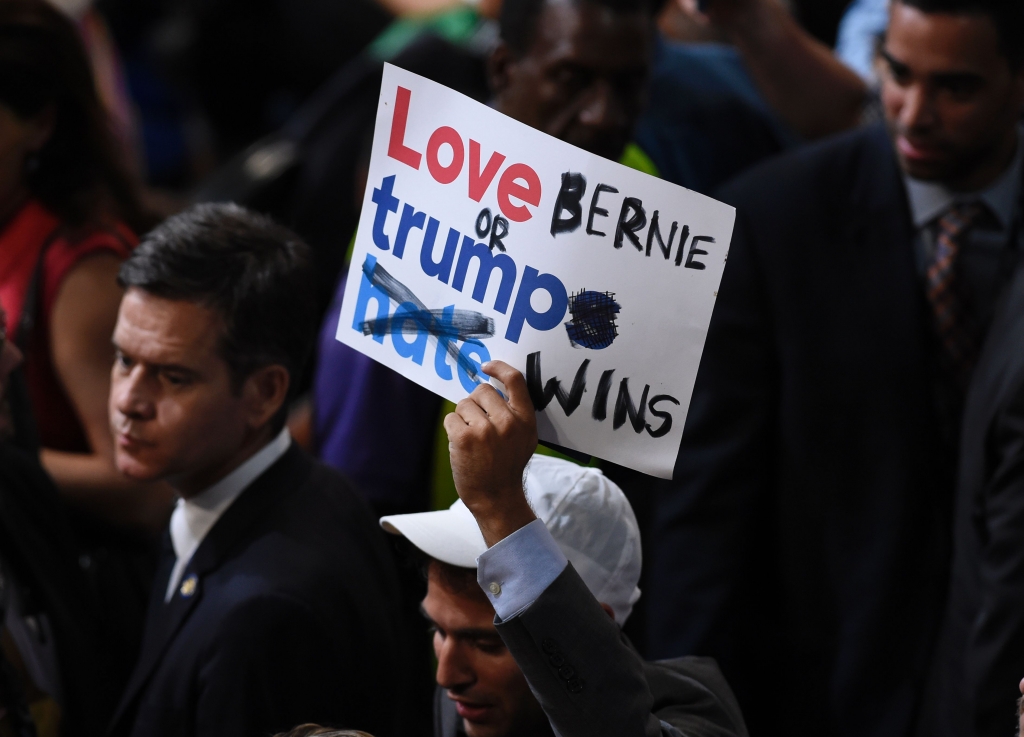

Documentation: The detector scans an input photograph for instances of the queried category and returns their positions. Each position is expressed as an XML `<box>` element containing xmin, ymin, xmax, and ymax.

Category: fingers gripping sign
<box><xmin>443</xmin><ymin>360</ymin><xmax>539</xmax><ymax>546</ymax></box>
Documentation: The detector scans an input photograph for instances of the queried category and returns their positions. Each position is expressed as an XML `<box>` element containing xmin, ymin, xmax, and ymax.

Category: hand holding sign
<box><xmin>444</xmin><ymin>360</ymin><xmax>538</xmax><ymax>547</ymax></box>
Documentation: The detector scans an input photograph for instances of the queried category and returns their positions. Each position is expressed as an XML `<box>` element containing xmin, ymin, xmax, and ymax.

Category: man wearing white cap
<box><xmin>381</xmin><ymin>361</ymin><xmax>748</xmax><ymax>737</ymax></box>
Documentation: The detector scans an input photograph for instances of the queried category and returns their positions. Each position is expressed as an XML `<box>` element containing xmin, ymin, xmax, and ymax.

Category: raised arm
<box><xmin>444</xmin><ymin>362</ymin><xmax>746</xmax><ymax>737</ymax></box>
<box><xmin>679</xmin><ymin>0</ymin><xmax>868</xmax><ymax>139</ymax></box>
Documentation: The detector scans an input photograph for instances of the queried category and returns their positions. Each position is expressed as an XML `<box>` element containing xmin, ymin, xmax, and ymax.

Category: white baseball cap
<box><xmin>380</xmin><ymin>454</ymin><xmax>642</xmax><ymax>624</ymax></box>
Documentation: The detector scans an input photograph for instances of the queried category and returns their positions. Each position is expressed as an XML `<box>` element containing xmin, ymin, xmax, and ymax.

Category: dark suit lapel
<box><xmin>968</xmin><ymin>259</ymin><xmax>1024</xmax><ymax>430</ymax></box>
<box><xmin>108</xmin><ymin>534</ymin><xmax>178</xmax><ymax>733</ymax></box>
<box><xmin>961</xmin><ymin>158</ymin><xmax>1024</xmax><ymax>441</ymax></box>
<box><xmin>108</xmin><ymin>444</ymin><xmax>310</xmax><ymax>735</ymax></box>
<box><xmin>843</xmin><ymin>124</ymin><xmax>915</xmax><ymax>262</ymax></box>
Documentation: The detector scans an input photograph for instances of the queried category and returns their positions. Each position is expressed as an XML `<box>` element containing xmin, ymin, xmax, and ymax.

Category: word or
<box><xmin>526</xmin><ymin>352</ymin><xmax>679</xmax><ymax>438</ymax></box>
<box><xmin>550</xmin><ymin>172</ymin><xmax>717</xmax><ymax>268</ymax></box>
<box><xmin>369</xmin><ymin>174</ymin><xmax>567</xmax><ymax>343</ymax></box>
<box><xmin>388</xmin><ymin>86</ymin><xmax>542</xmax><ymax>223</ymax></box>
<box><xmin>474</xmin><ymin>208</ymin><xmax>510</xmax><ymax>252</ymax></box>
<box><xmin>564</xmin><ymin>290</ymin><xmax>620</xmax><ymax>350</ymax></box>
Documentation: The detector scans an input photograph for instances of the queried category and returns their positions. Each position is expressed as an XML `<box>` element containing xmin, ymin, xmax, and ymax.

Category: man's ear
<box><xmin>488</xmin><ymin>41</ymin><xmax>514</xmax><ymax>101</ymax></box>
<box><xmin>241</xmin><ymin>364</ymin><xmax>290</xmax><ymax>431</ymax></box>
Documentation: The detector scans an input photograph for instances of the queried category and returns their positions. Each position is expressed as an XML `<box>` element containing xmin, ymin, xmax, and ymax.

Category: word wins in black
<box><xmin>526</xmin><ymin>352</ymin><xmax>679</xmax><ymax>438</ymax></box>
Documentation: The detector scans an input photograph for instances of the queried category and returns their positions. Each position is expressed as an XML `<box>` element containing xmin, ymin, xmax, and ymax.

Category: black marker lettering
<box><xmin>673</xmin><ymin>226</ymin><xmax>691</xmax><ymax>266</ymax></box>
<box><xmin>646</xmin><ymin>210</ymin><xmax>679</xmax><ymax>260</ymax></box>
<box><xmin>489</xmin><ymin>215</ymin><xmax>509</xmax><ymax>252</ymax></box>
<box><xmin>684</xmin><ymin>235</ymin><xmax>716</xmax><ymax>270</ymax></box>
<box><xmin>614</xmin><ymin>197</ymin><xmax>646</xmax><ymax>251</ymax></box>
<box><xmin>587</xmin><ymin>184</ymin><xmax>618</xmax><ymax>237</ymax></box>
<box><xmin>646</xmin><ymin>395</ymin><xmax>680</xmax><ymax>438</ymax></box>
<box><xmin>475</xmin><ymin>208</ymin><xmax>492</xmax><ymax>239</ymax></box>
<box><xmin>613</xmin><ymin>378</ymin><xmax>650</xmax><ymax>433</ymax></box>
<box><xmin>592</xmin><ymin>369</ymin><xmax>615</xmax><ymax>421</ymax></box>
<box><xmin>550</xmin><ymin>172</ymin><xmax>586</xmax><ymax>237</ymax></box>
<box><xmin>526</xmin><ymin>352</ymin><xmax>589</xmax><ymax>416</ymax></box>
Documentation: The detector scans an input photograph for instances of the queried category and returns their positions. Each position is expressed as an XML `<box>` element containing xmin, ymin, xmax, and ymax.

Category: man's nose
<box><xmin>434</xmin><ymin>638</ymin><xmax>475</xmax><ymax>692</ymax></box>
<box><xmin>900</xmin><ymin>84</ymin><xmax>937</xmax><ymax>131</ymax></box>
<box><xmin>112</xmin><ymin>366</ymin><xmax>155</xmax><ymax>421</ymax></box>
<box><xmin>578</xmin><ymin>79</ymin><xmax>627</xmax><ymax>129</ymax></box>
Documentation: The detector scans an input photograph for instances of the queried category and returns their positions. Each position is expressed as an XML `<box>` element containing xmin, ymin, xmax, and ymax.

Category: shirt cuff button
<box><xmin>488</xmin><ymin>582</ymin><xmax>502</xmax><ymax>595</ymax></box>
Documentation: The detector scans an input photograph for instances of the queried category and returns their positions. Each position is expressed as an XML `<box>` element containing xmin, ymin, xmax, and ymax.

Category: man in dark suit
<box><xmin>920</xmin><ymin>255</ymin><xmax>1024</xmax><ymax>737</ymax></box>
<box><xmin>645</xmin><ymin>1</ymin><xmax>1024</xmax><ymax>736</ymax></box>
<box><xmin>104</xmin><ymin>204</ymin><xmax>405</xmax><ymax>737</ymax></box>
<box><xmin>382</xmin><ymin>360</ymin><xmax>749</xmax><ymax>737</ymax></box>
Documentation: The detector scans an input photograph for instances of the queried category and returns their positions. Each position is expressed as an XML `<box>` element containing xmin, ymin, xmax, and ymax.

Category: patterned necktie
<box><xmin>926</xmin><ymin>203</ymin><xmax>984</xmax><ymax>388</ymax></box>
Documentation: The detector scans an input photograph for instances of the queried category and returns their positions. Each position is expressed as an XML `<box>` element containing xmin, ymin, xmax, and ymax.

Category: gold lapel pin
<box><xmin>180</xmin><ymin>574</ymin><xmax>199</xmax><ymax>598</ymax></box>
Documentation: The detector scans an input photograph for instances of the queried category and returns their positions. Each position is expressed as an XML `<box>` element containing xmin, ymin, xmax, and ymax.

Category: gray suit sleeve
<box><xmin>967</xmin><ymin>370</ymin><xmax>1024</xmax><ymax>737</ymax></box>
<box><xmin>494</xmin><ymin>564</ymin><xmax>748</xmax><ymax>737</ymax></box>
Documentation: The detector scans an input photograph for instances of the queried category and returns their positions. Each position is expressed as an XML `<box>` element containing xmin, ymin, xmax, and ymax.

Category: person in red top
<box><xmin>0</xmin><ymin>0</ymin><xmax>172</xmax><ymax>533</ymax></box>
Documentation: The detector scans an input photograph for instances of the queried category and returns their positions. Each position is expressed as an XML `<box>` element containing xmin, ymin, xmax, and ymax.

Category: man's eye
<box><xmin>889</xmin><ymin>68</ymin><xmax>911</xmax><ymax>86</ymax></box>
<box><xmin>474</xmin><ymin>640</ymin><xmax>506</xmax><ymax>655</ymax></box>
<box><xmin>553</xmin><ymin>66</ymin><xmax>587</xmax><ymax>90</ymax></box>
<box><xmin>615</xmin><ymin>71</ymin><xmax>646</xmax><ymax>93</ymax></box>
<box><xmin>116</xmin><ymin>354</ymin><xmax>133</xmax><ymax>370</ymax></box>
<box><xmin>942</xmin><ymin>80</ymin><xmax>979</xmax><ymax>100</ymax></box>
<box><xmin>163</xmin><ymin>373</ymin><xmax>190</xmax><ymax>386</ymax></box>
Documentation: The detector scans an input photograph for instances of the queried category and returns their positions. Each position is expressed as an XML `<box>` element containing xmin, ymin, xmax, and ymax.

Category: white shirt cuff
<box><xmin>476</xmin><ymin>519</ymin><xmax>568</xmax><ymax>621</ymax></box>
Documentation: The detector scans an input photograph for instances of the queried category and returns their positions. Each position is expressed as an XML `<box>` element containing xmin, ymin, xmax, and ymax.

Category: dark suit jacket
<box><xmin>919</xmin><ymin>256</ymin><xmax>1024</xmax><ymax>737</ymax></box>
<box><xmin>107</xmin><ymin>444</ymin><xmax>405</xmax><ymax>737</ymax></box>
<box><xmin>647</xmin><ymin>124</ymin><xmax>956</xmax><ymax>737</ymax></box>
<box><xmin>434</xmin><ymin>565</ymin><xmax>748</xmax><ymax>737</ymax></box>
<box><xmin>0</xmin><ymin>442</ymin><xmax>125</xmax><ymax>736</ymax></box>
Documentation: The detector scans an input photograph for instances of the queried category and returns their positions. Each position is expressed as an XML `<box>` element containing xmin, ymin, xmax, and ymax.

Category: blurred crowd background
<box><xmin>4</xmin><ymin>0</ymin><xmax>1024</xmax><ymax>735</ymax></box>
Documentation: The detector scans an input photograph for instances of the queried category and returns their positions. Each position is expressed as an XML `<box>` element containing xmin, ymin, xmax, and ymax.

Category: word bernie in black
<box><xmin>549</xmin><ymin>172</ymin><xmax>717</xmax><ymax>270</ymax></box>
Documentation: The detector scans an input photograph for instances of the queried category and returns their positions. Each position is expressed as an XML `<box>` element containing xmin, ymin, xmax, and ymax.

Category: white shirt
<box><xmin>164</xmin><ymin>428</ymin><xmax>292</xmax><ymax>602</ymax></box>
<box><xmin>476</xmin><ymin>519</ymin><xmax>567</xmax><ymax>621</ymax></box>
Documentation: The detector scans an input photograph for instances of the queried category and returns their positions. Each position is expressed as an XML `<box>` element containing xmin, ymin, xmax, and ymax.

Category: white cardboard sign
<box><xmin>336</xmin><ymin>64</ymin><xmax>735</xmax><ymax>479</ymax></box>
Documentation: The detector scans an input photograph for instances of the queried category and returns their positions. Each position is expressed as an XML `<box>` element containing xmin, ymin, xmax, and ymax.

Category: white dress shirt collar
<box><xmin>164</xmin><ymin>428</ymin><xmax>292</xmax><ymax>602</ymax></box>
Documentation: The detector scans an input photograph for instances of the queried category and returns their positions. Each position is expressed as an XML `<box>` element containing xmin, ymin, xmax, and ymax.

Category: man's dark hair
<box><xmin>414</xmin><ymin>550</ymin><xmax>489</xmax><ymax>604</ymax></box>
<box><xmin>119</xmin><ymin>204</ymin><xmax>316</xmax><ymax>422</ymax></box>
<box><xmin>898</xmin><ymin>0</ymin><xmax>1024</xmax><ymax>68</ymax></box>
<box><xmin>499</xmin><ymin>0</ymin><xmax>656</xmax><ymax>56</ymax></box>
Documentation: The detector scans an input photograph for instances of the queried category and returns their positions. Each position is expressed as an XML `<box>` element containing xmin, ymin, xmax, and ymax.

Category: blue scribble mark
<box><xmin>359</xmin><ymin>256</ymin><xmax>494</xmax><ymax>380</ymax></box>
<box><xmin>565</xmin><ymin>290</ymin><xmax>620</xmax><ymax>349</ymax></box>
<box><xmin>362</xmin><ymin>308</ymin><xmax>493</xmax><ymax>341</ymax></box>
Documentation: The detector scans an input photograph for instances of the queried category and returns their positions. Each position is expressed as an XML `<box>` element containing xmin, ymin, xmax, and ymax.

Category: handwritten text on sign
<box><xmin>336</xmin><ymin>65</ymin><xmax>735</xmax><ymax>479</ymax></box>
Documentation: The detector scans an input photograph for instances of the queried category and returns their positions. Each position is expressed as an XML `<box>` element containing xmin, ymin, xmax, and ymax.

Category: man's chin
<box><xmin>898</xmin><ymin>156</ymin><xmax>954</xmax><ymax>183</ymax></box>
<box><xmin>462</xmin><ymin>720</ymin><xmax>505</xmax><ymax>737</ymax></box>
<box><xmin>114</xmin><ymin>450</ymin><xmax>165</xmax><ymax>484</ymax></box>
<box><xmin>891</xmin><ymin>135</ymin><xmax>956</xmax><ymax>182</ymax></box>
<box><xmin>565</xmin><ymin>131</ymin><xmax>631</xmax><ymax>164</ymax></box>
